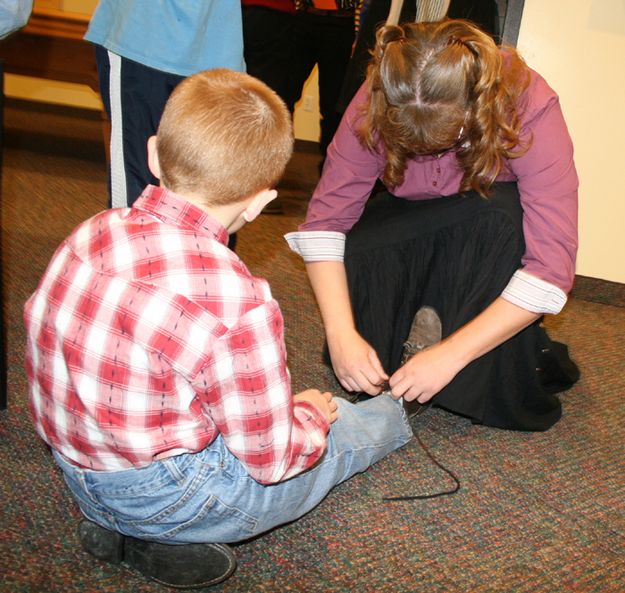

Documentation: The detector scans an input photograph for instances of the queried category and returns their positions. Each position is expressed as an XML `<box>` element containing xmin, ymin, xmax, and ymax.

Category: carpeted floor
<box><xmin>1</xmin><ymin>100</ymin><xmax>624</xmax><ymax>593</ymax></box>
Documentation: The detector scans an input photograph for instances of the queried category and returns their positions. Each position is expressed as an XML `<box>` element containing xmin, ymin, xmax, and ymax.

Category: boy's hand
<box><xmin>293</xmin><ymin>389</ymin><xmax>338</xmax><ymax>424</ymax></box>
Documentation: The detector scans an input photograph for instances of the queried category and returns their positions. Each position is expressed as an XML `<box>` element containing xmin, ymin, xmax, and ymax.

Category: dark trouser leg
<box><xmin>314</xmin><ymin>14</ymin><xmax>354</xmax><ymax>154</ymax></box>
<box><xmin>117</xmin><ymin>58</ymin><xmax>183</xmax><ymax>207</ymax></box>
<box><xmin>97</xmin><ymin>47</ymin><xmax>183</xmax><ymax>208</ymax></box>
<box><xmin>242</xmin><ymin>6</ymin><xmax>294</xmax><ymax>104</ymax></box>
<box><xmin>286</xmin><ymin>12</ymin><xmax>319</xmax><ymax>113</ymax></box>
<box><xmin>94</xmin><ymin>45</ymin><xmax>113</xmax><ymax>203</ymax></box>
<box><xmin>344</xmin><ymin>183</ymin><xmax>567</xmax><ymax>431</ymax></box>
<box><xmin>287</xmin><ymin>11</ymin><xmax>354</xmax><ymax>155</ymax></box>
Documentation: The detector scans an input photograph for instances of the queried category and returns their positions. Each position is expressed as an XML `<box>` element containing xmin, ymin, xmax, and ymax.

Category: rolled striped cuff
<box><xmin>284</xmin><ymin>231</ymin><xmax>346</xmax><ymax>262</ymax></box>
<box><xmin>502</xmin><ymin>269</ymin><xmax>568</xmax><ymax>315</ymax></box>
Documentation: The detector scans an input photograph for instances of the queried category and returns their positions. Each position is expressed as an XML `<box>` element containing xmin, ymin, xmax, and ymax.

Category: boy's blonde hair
<box><xmin>156</xmin><ymin>69</ymin><xmax>294</xmax><ymax>205</ymax></box>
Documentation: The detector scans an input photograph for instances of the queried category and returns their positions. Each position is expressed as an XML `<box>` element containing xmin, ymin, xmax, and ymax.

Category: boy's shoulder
<box><xmin>64</xmin><ymin>204</ymin><xmax>274</xmax><ymax>320</ymax></box>
<box><xmin>68</xmin><ymin>207</ymin><xmax>124</xmax><ymax>247</ymax></box>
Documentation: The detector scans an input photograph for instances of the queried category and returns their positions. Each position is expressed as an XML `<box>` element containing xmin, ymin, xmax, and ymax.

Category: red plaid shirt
<box><xmin>24</xmin><ymin>186</ymin><xmax>329</xmax><ymax>482</ymax></box>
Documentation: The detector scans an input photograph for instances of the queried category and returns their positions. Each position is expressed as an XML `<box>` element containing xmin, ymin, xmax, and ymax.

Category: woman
<box><xmin>286</xmin><ymin>19</ymin><xmax>579</xmax><ymax>431</ymax></box>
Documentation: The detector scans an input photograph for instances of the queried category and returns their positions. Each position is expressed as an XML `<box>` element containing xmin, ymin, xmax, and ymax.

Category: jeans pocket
<box><xmin>150</xmin><ymin>492</ymin><xmax>260</xmax><ymax>543</ymax></box>
<box><xmin>89</xmin><ymin>455</ymin><xmax>258</xmax><ymax>543</ymax></box>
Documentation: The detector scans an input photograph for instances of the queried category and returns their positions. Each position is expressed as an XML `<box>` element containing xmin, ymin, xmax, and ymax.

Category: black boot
<box><xmin>78</xmin><ymin>520</ymin><xmax>237</xmax><ymax>589</ymax></box>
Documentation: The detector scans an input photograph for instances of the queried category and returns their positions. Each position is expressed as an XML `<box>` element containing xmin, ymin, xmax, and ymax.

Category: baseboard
<box><xmin>572</xmin><ymin>275</ymin><xmax>625</xmax><ymax>308</ymax></box>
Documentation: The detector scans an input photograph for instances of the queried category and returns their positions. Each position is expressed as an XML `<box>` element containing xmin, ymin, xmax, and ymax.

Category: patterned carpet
<box><xmin>1</xmin><ymin>100</ymin><xmax>624</xmax><ymax>593</ymax></box>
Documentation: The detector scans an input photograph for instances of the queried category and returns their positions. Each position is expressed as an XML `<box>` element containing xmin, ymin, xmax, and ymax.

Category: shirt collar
<box><xmin>132</xmin><ymin>185</ymin><xmax>229</xmax><ymax>246</ymax></box>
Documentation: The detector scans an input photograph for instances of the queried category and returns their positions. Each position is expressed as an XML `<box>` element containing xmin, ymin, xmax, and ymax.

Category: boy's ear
<box><xmin>243</xmin><ymin>189</ymin><xmax>278</xmax><ymax>223</ymax></box>
<box><xmin>147</xmin><ymin>135</ymin><xmax>161</xmax><ymax>179</ymax></box>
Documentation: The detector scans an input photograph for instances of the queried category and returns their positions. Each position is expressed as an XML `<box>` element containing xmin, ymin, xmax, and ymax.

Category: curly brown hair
<box><xmin>359</xmin><ymin>19</ymin><xmax>531</xmax><ymax>196</ymax></box>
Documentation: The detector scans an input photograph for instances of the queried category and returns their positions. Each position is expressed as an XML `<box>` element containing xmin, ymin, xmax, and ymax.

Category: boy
<box><xmin>24</xmin><ymin>69</ymin><xmax>413</xmax><ymax>589</ymax></box>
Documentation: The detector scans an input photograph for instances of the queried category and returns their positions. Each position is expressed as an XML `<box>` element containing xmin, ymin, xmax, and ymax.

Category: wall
<box><xmin>516</xmin><ymin>0</ymin><xmax>625</xmax><ymax>283</ymax></box>
<box><xmin>292</xmin><ymin>68</ymin><xmax>321</xmax><ymax>144</ymax></box>
<box><xmin>35</xmin><ymin>0</ymin><xmax>98</xmax><ymax>14</ymax></box>
<box><xmin>3</xmin><ymin>0</ymin><xmax>102</xmax><ymax>108</ymax></box>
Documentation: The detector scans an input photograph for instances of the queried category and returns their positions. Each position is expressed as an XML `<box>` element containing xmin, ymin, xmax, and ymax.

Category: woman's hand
<box><xmin>327</xmin><ymin>328</ymin><xmax>388</xmax><ymax>395</ymax></box>
<box><xmin>390</xmin><ymin>297</ymin><xmax>541</xmax><ymax>403</ymax></box>
<box><xmin>389</xmin><ymin>342</ymin><xmax>462</xmax><ymax>403</ymax></box>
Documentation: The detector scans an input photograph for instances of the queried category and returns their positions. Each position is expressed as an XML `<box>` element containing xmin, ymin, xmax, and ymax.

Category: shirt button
<box><xmin>432</xmin><ymin>181</ymin><xmax>438</xmax><ymax>186</ymax></box>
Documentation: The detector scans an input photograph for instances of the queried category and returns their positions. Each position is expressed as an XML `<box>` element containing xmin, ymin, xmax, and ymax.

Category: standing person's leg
<box><xmin>242</xmin><ymin>6</ymin><xmax>294</xmax><ymax>105</ymax></box>
<box><xmin>94</xmin><ymin>46</ymin><xmax>114</xmax><ymax>201</ymax></box>
<box><xmin>242</xmin><ymin>6</ymin><xmax>295</xmax><ymax>214</ymax></box>
<box><xmin>337</xmin><ymin>0</ymin><xmax>417</xmax><ymax>113</ymax></box>
<box><xmin>286</xmin><ymin>10</ymin><xmax>322</xmax><ymax>115</ymax></box>
<box><xmin>448</xmin><ymin>0</ymin><xmax>500</xmax><ymax>41</ymax></box>
<box><xmin>95</xmin><ymin>46</ymin><xmax>184</xmax><ymax>208</ymax></box>
<box><xmin>315</xmin><ymin>13</ymin><xmax>355</xmax><ymax>155</ymax></box>
<box><xmin>53</xmin><ymin>395</ymin><xmax>412</xmax><ymax>545</ymax></box>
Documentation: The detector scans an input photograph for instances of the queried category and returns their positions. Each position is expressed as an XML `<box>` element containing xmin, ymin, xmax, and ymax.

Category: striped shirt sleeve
<box><xmin>284</xmin><ymin>230</ymin><xmax>346</xmax><ymax>262</ymax></box>
<box><xmin>502</xmin><ymin>269</ymin><xmax>568</xmax><ymax>314</ymax></box>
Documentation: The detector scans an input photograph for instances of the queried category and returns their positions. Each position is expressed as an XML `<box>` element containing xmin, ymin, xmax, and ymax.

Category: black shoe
<box><xmin>78</xmin><ymin>520</ymin><xmax>236</xmax><ymax>589</ymax></box>
<box><xmin>536</xmin><ymin>340</ymin><xmax>581</xmax><ymax>394</ymax></box>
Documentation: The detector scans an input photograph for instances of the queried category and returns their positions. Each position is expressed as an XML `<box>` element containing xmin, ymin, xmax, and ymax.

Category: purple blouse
<box><xmin>286</xmin><ymin>66</ymin><xmax>578</xmax><ymax>315</ymax></box>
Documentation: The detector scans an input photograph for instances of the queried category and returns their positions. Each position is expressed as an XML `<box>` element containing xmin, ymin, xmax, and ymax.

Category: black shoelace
<box><xmin>383</xmin><ymin>421</ymin><xmax>461</xmax><ymax>502</ymax></box>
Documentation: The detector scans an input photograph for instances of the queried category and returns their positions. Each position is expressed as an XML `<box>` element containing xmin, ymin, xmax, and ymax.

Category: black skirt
<box><xmin>344</xmin><ymin>183</ymin><xmax>578</xmax><ymax>431</ymax></box>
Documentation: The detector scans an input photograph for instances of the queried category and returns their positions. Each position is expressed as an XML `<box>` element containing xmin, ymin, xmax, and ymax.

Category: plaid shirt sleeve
<box><xmin>193</xmin><ymin>298</ymin><xmax>330</xmax><ymax>485</ymax></box>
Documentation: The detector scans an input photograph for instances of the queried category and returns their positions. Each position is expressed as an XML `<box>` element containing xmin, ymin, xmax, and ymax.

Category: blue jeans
<box><xmin>53</xmin><ymin>395</ymin><xmax>412</xmax><ymax>544</ymax></box>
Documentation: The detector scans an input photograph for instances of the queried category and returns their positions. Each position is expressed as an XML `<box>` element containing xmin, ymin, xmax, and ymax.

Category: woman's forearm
<box><xmin>306</xmin><ymin>261</ymin><xmax>389</xmax><ymax>393</ymax></box>
<box><xmin>444</xmin><ymin>297</ymin><xmax>541</xmax><ymax>368</ymax></box>
<box><xmin>305</xmin><ymin>261</ymin><xmax>356</xmax><ymax>339</ymax></box>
